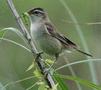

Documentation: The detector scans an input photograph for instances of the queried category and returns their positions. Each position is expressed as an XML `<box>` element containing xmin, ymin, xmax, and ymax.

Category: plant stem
<box><xmin>56</xmin><ymin>58</ymin><xmax>101</xmax><ymax>71</ymax></box>
<box><xmin>6</xmin><ymin>0</ymin><xmax>56</xmax><ymax>89</ymax></box>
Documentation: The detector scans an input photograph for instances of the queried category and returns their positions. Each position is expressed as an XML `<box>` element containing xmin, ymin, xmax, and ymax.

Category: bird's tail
<box><xmin>74</xmin><ymin>48</ymin><xmax>93</xmax><ymax>57</ymax></box>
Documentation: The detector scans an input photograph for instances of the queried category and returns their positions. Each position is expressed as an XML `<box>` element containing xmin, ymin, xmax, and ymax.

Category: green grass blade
<box><xmin>0</xmin><ymin>29</ymin><xmax>6</xmax><ymax>43</ymax></box>
<box><xmin>55</xmin><ymin>58</ymin><xmax>101</xmax><ymax>71</ymax></box>
<box><xmin>0</xmin><ymin>27</ymin><xmax>29</xmax><ymax>47</ymax></box>
<box><xmin>53</xmin><ymin>73</ymin><xmax>69</xmax><ymax>90</ymax></box>
<box><xmin>63</xmin><ymin>56</ymin><xmax>82</xmax><ymax>90</ymax></box>
<box><xmin>54</xmin><ymin>74</ymin><xmax>101</xmax><ymax>90</ymax></box>
<box><xmin>0</xmin><ymin>30</ymin><xmax>5</xmax><ymax>37</ymax></box>
<box><xmin>0</xmin><ymin>38</ymin><xmax>31</xmax><ymax>53</ymax></box>
<box><xmin>2</xmin><ymin>76</ymin><xmax>35</xmax><ymax>90</ymax></box>
<box><xmin>59</xmin><ymin>0</ymin><xmax>98</xmax><ymax>85</ymax></box>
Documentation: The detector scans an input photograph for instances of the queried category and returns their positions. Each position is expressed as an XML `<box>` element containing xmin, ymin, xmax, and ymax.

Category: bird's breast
<box><xmin>37</xmin><ymin>34</ymin><xmax>62</xmax><ymax>56</ymax></box>
<box><xmin>30</xmin><ymin>23</ymin><xmax>62</xmax><ymax>56</ymax></box>
<box><xmin>30</xmin><ymin>23</ymin><xmax>47</xmax><ymax>39</ymax></box>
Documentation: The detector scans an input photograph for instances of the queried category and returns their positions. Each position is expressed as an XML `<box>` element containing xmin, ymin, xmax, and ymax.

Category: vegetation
<box><xmin>0</xmin><ymin>0</ymin><xmax>101</xmax><ymax>90</ymax></box>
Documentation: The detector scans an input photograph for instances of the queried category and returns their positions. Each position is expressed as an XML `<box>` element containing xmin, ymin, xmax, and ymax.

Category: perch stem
<box><xmin>6</xmin><ymin>0</ymin><xmax>56</xmax><ymax>88</ymax></box>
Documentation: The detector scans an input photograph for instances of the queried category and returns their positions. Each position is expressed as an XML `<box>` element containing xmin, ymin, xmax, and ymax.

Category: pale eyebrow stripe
<box><xmin>34</xmin><ymin>10</ymin><xmax>44</xmax><ymax>13</ymax></box>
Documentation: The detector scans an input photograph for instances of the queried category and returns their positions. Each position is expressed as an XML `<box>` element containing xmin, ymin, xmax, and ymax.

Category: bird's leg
<box><xmin>49</xmin><ymin>54</ymin><xmax>59</xmax><ymax>69</ymax></box>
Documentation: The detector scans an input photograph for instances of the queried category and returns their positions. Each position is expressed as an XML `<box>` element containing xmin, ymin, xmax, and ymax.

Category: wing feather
<box><xmin>44</xmin><ymin>22</ymin><xmax>92</xmax><ymax>57</ymax></box>
<box><xmin>45</xmin><ymin>22</ymin><xmax>77</xmax><ymax>48</ymax></box>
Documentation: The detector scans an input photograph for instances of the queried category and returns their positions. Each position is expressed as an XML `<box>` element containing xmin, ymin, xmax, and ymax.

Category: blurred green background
<box><xmin>0</xmin><ymin>0</ymin><xmax>101</xmax><ymax>90</ymax></box>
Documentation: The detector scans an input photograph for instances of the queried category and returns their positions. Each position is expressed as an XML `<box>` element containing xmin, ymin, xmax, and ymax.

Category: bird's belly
<box><xmin>36</xmin><ymin>34</ymin><xmax>62</xmax><ymax>56</ymax></box>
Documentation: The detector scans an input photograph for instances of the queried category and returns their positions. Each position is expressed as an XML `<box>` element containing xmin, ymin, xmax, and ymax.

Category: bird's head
<box><xmin>27</xmin><ymin>8</ymin><xmax>47</xmax><ymax>22</ymax></box>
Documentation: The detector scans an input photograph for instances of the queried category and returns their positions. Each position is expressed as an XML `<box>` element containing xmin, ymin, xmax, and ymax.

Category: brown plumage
<box><xmin>28</xmin><ymin>7</ymin><xmax>93</xmax><ymax>57</ymax></box>
<box><xmin>45</xmin><ymin>22</ymin><xmax>92</xmax><ymax>57</ymax></box>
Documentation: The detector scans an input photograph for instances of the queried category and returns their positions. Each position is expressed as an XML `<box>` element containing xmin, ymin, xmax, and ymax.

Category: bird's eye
<box><xmin>34</xmin><ymin>11</ymin><xmax>39</xmax><ymax>15</ymax></box>
<box><xmin>32</xmin><ymin>10</ymin><xmax>45</xmax><ymax>17</ymax></box>
<box><xmin>33</xmin><ymin>10</ymin><xmax>44</xmax><ymax>17</ymax></box>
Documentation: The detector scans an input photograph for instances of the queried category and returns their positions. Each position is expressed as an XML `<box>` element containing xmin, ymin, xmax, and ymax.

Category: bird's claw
<box><xmin>35</xmin><ymin>51</ymin><xmax>43</xmax><ymax>61</ymax></box>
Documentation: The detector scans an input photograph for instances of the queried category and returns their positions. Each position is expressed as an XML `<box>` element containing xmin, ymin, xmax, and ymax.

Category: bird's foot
<box><xmin>35</xmin><ymin>51</ymin><xmax>43</xmax><ymax>61</ymax></box>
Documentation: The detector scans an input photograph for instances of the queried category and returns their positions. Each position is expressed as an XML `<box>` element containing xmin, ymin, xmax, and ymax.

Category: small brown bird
<box><xmin>27</xmin><ymin>7</ymin><xmax>92</xmax><ymax>60</ymax></box>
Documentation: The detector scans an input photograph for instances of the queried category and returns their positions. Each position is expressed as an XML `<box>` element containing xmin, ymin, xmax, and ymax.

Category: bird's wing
<box><xmin>44</xmin><ymin>22</ymin><xmax>77</xmax><ymax>48</ymax></box>
<box><xmin>44</xmin><ymin>22</ymin><xmax>92</xmax><ymax>57</ymax></box>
